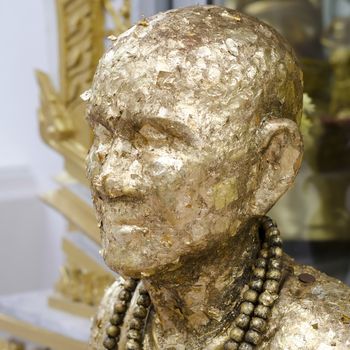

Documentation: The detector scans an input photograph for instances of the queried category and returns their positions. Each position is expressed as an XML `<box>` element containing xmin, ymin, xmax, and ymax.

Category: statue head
<box><xmin>86</xmin><ymin>6</ymin><xmax>303</xmax><ymax>278</ymax></box>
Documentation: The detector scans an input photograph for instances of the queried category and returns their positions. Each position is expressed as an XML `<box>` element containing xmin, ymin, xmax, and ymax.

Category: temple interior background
<box><xmin>0</xmin><ymin>0</ymin><xmax>349</xmax><ymax>349</ymax></box>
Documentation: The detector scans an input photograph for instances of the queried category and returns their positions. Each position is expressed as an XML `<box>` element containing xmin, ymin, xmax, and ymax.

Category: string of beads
<box><xmin>103</xmin><ymin>278</ymin><xmax>151</xmax><ymax>349</ymax></box>
<box><xmin>102</xmin><ymin>216</ymin><xmax>283</xmax><ymax>350</ymax></box>
<box><xmin>223</xmin><ymin>217</ymin><xmax>283</xmax><ymax>350</ymax></box>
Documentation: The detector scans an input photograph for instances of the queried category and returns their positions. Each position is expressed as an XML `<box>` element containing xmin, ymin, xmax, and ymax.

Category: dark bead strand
<box><xmin>126</xmin><ymin>286</ymin><xmax>151</xmax><ymax>350</ymax></box>
<box><xmin>259</xmin><ymin>248</ymin><xmax>269</xmax><ymax>259</ymax></box>
<box><xmin>224</xmin><ymin>340</ymin><xmax>239</xmax><ymax>350</ymax></box>
<box><xmin>259</xmin><ymin>291</ymin><xmax>277</xmax><ymax>307</ymax></box>
<box><xmin>266</xmin><ymin>227</ymin><xmax>279</xmax><ymax>239</ymax></box>
<box><xmin>245</xmin><ymin>329</ymin><xmax>262</xmax><ymax>345</ymax></box>
<box><xmin>266</xmin><ymin>269</ymin><xmax>282</xmax><ymax>281</ymax></box>
<box><xmin>269</xmin><ymin>234</ymin><xmax>283</xmax><ymax>247</ymax></box>
<box><xmin>269</xmin><ymin>258</ymin><xmax>282</xmax><ymax>270</ymax></box>
<box><xmin>137</xmin><ymin>293</ymin><xmax>151</xmax><ymax>308</ymax></box>
<box><xmin>239</xmin><ymin>341</ymin><xmax>254</xmax><ymax>350</ymax></box>
<box><xmin>262</xmin><ymin>219</ymin><xmax>275</xmax><ymax>231</ymax></box>
<box><xmin>119</xmin><ymin>289</ymin><xmax>132</xmax><ymax>302</ymax></box>
<box><xmin>103</xmin><ymin>337</ymin><xmax>117</xmax><ymax>350</ymax></box>
<box><xmin>263</xmin><ymin>279</ymin><xmax>279</xmax><ymax>294</ymax></box>
<box><xmin>240</xmin><ymin>302</ymin><xmax>255</xmax><ymax>316</ymax></box>
<box><xmin>114</xmin><ymin>301</ymin><xmax>127</xmax><ymax>314</ymax></box>
<box><xmin>129</xmin><ymin>318</ymin><xmax>143</xmax><ymax>330</ymax></box>
<box><xmin>243</xmin><ymin>289</ymin><xmax>259</xmax><ymax>303</ymax></box>
<box><xmin>234</xmin><ymin>314</ymin><xmax>251</xmax><ymax>330</ymax></box>
<box><xmin>103</xmin><ymin>279</ymin><xmax>138</xmax><ymax>350</ymax></box>
<box><xmin>125</xmin><ymin>339</ymin><xmax>141</xmax><ymax>350</ymax></box>
<box><xmin>110</xmin><ymin>313</ymin><xmax>123</xmax><ymax>326</ymax></box>
<box><xmin>101</xmin><ymin>217</ymin><xmax>283</xmax><ymax>350</ymax></box>
<box><xmin>224</xmin><ymin>216</ymin><xmax>283</xmax><ymax>349</ymax></box>
<box><xmin>255</xmin><ymin>257</ymin><xmax>267</xmax><ymax>269</ymax></box>
<box><xmin>264</xmin><ymin>228</ymin><xmax>283</xmax><ymax>295</ymax></box>
<box><xmin>124</xmin><ymin>278</ymin><xmax>138</xmax><ymax>292</ymax></box>
<box><xmin>250</xmin><ymin>317</ymin><xmax>267</xmax><ymax>333</ymax></box>
<box><xmin>127</xmin><ymin>329</ymin><xmax>142</xmax><ymax>341</ymax></box>
<box><xmin>106</xmin><ymin>325</ymin><xmax>120</xmax><ymax>338</ymax></box>
<box><xmin>230</xmin><ymin>327</ymin><xmax>245</xmax><ymax>342</ymax></box>
<box><xmin>269</xmin><ymin>246</ymin><xmax>283</xmax><ymax>258</ymax></box>
<box><xmin>253</xmin><ymin>304</ymin><xmax>271</xmax><ymax>320</ymax></box>
<box><xmin>249</xmin><ymin>277</ymin><xmax>264</xmax><ymax>292</ymax></box>
<box><xmin>247</xmin><ymin>218</ymin><xmax>282</xmax><ymax>347</ymax></box>
<box><xmin>253</xmin><ymin>267</ymin><xmax>266</xmax><ymax>280</ymax></box>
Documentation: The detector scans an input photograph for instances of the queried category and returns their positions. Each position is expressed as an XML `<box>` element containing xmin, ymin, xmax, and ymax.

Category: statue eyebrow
<box><xmin>87</xmin><ymin>105</ymin><xmax>107</xmax><ymax>126</ymax></box>
<box><xmin>88</xmin><ymin>106</ymin><xmax>125</xmax><ymax>133</ymax></box>
<box><xmin>88</xmin><ymin>109</ymin><xmax>197</xmax><ymax>145</ymax></box>
<box><xmin>88</xmin><ymin>113</ymin><xmax>112</xmax><ymax>132</ymax></box>
<box><xmin>144</xmin><ymin>117</ymin><xmax>195</xmax><ymax>144</ymax></box>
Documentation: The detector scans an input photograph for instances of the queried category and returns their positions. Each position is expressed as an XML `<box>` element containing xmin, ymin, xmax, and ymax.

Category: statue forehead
<box><xmin>89</xmin><ymin>6</ymin><xmax>294</xmax><ymax>135</ymax></box>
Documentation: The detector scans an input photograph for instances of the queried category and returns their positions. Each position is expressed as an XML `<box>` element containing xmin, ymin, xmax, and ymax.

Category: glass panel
<box><xmin>221</xmin><ymin>0</ymin><xmax>350</xmax><ymax>284</ymax></box>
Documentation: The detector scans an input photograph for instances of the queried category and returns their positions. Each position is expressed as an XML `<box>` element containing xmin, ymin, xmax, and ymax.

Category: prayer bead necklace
<box><xmin>102</xmin><ymin>216</ymin><xmax>283</xmax><ymax>350</ymax></box>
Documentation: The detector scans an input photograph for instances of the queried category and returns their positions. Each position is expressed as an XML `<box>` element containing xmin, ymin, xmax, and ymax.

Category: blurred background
<box><xmin>0</xmin><ymin>0</ymin><xmax>349</xmax><ymax>349</ymax></box>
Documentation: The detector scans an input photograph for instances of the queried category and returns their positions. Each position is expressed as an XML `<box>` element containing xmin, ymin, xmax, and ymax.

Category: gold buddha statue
<box><xmin>85</xmin><ymin>6</ymin><xmax>350</xmax><ymax>349</ymax></box>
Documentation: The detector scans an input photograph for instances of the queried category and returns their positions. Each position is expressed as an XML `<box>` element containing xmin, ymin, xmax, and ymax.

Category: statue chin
<box><xmin>103</xmin><ymin>244</ymin><xmax>186</xmax><ymax>279</ymax></box>
<box><xmin>99</xmin><ymin>225</ymin><xmax>176</xmax><ymax>277</ymax></box>
<box><xmin>97</xmin><ymin>203</ymin><xmax>240</xmax><ymax>278</ymax></box>
<box><xmin>101</xmin><ymin>223</ymin><xmax>216</xmax><ymax>278</ymax></box>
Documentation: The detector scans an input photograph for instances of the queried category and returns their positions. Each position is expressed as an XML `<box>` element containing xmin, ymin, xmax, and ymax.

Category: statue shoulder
<box><xmin>264</xmin><ymin>256</ymin><xmax>350</xmax><ymax>350</ymax></box>
<box><xmin>89</xmin><ymin>277</ymin><xmax>124</xmax><ymax>350</ymax></box>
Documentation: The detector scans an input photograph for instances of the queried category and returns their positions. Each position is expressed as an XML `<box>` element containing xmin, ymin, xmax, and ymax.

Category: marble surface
<box><xmin>0</xmin><ymin>290</ymin><xmax>91</xmax><ymax>341</ymax></box>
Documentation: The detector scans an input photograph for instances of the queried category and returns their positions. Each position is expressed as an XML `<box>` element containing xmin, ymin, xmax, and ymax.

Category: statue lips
<box><xmin>98</xmin><ymin>199</ymin><xmax>152</xmax><ymax>238</ymax></box>
<box><xmin>113</xmin><ymin>225</ymin><xmax>149</xmax><ymax>236</ymax></box>
<box><xmin>102</xmin><ymin>211</ymin><xmax>149</xmax><ymax>230</ymax></box>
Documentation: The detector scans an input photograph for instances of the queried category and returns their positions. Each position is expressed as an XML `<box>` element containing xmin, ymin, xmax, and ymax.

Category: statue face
<box><xmin>85</xmin><ymin>6</ymin><xmax>303</xmax><ymax>277</ymax></box>
<box><xmin>87</xmin><ymin>103</ymin><xmax>255</xmax><ymax>277</ymax></box>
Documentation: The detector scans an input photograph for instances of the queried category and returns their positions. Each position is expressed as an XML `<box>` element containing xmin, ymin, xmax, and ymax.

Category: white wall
<box><xmin>0</xmin><ymin>0</ymin><xmax>65</xmax><ymax>294</ymax></box>
<box><xmin>0</xmin><ymin>0</ymin><xmax>178</xmax><ymax>296</ymax></box>
<box><xmin>0</xmin><ymin>0</ymin><xmax>222</xmax><ymax>295</ymax></box>
<box><xmin>0</xmin><ymin>0</ymin><xmax>182</xmax><ymax>296</ymax></box>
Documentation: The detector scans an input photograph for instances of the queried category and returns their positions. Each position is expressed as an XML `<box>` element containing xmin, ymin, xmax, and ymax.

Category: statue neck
<box><xmin>143</xmin><ymin>218</ymin><xmax>261</xmax><ymax>346</ymax></box>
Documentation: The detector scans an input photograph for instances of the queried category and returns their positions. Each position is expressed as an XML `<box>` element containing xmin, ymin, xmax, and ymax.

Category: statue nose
<box><xmin>92</xmin><ymin>141</ymin><xmax>147</xmax><ymax>200</ymax></box>
<box><xmin>93</xmin><ymin>159</ymin><xmax>146</xmax><ymax>200</ymax></box>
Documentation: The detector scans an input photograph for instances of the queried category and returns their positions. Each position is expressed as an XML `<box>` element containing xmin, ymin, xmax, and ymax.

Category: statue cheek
<box><xmin>144</xmin><ymin>154</ymin><xmax>185</xmax><ymax>186</ymax></box>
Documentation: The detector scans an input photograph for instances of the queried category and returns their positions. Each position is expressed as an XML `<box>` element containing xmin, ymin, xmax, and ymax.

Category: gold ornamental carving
<box><xmin>0</xmin><ymin>339</ymin><xmax>25</xmax><ymax>350</ymax></box>
<box><xmin>35</xmin><ymin>0</ymin><xmax>130</xmax><ymax>316</ymax></box>
<box><xmin>37</xmin><ymin>0</ymin><xmax>130</xmax><ymax>184</ymax></box>
<box><xmin>56</xmin><ymin>265</ymin><xmax>115</xmax><ymax>307</ymax></box>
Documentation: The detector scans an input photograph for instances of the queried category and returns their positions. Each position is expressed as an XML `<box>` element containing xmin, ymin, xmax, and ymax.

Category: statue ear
<box><xmin>248</xmin><ymin>118</ymin><xmax>303</xmax><ymax>216</ymax></box>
